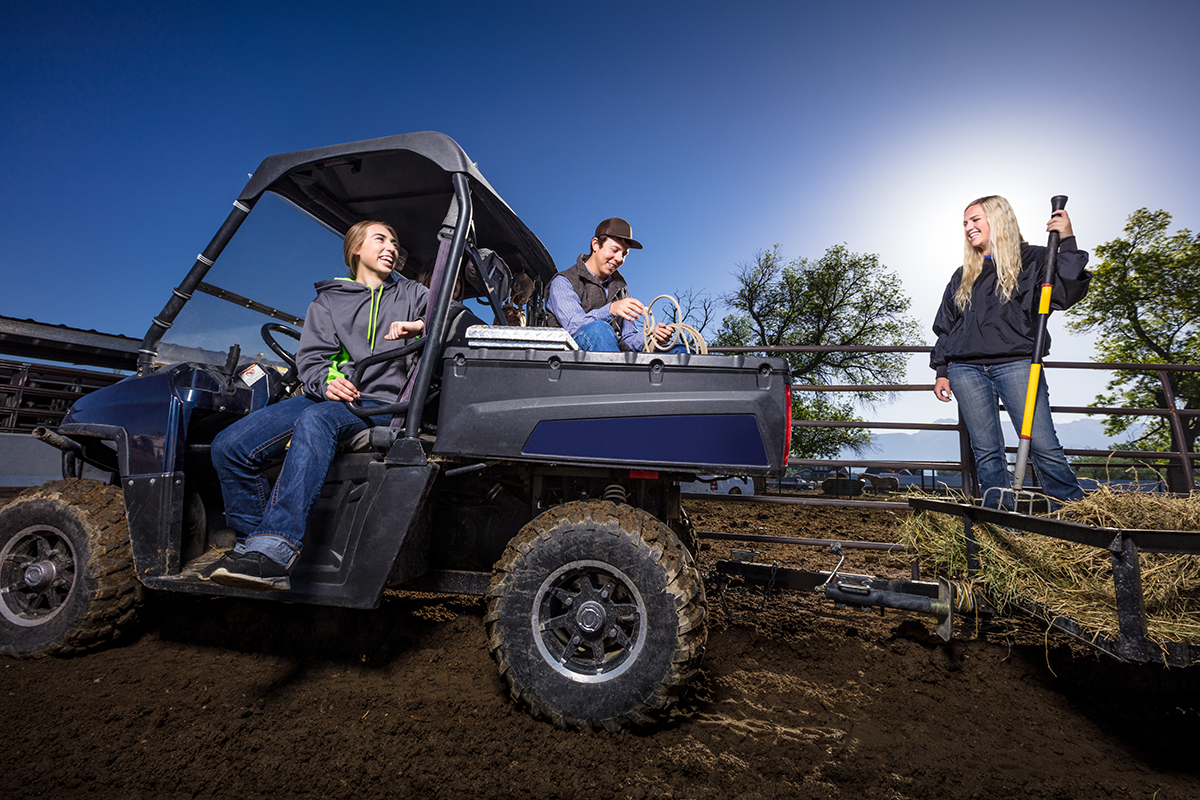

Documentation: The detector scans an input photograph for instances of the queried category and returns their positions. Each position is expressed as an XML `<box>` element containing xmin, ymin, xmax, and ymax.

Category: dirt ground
<box><xmin>4</xmin><ymin>497</ymin><xmax>1200</xmax><ymax>800</ymax></box>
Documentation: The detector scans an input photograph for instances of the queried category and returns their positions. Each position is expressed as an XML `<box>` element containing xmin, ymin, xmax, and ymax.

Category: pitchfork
<box><xmin>999</xmin><ymin>195</ymin><xmax>1068</xmax><ymax>514</ymax></box>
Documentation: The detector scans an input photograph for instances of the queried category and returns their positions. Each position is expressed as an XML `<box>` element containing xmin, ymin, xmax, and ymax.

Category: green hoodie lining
<box><xmin>325</xmin><ymin>346</ymin><xmax>351</xmax><ymax>384</ymax></box>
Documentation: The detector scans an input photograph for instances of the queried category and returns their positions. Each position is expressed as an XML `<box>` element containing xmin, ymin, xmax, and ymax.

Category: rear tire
<box><xmin>0</xmin><ymin>479</ymin><xmax>142</xmax><ymax>658</ymax></box>
<box><xmin>486</xmin><ymin>500</ymin><xmax>706</xmax><ymax>731</ymax></box>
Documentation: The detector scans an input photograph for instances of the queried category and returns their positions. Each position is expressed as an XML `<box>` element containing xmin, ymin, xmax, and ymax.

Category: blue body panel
<box><xmin>61</xmin><ymin>363</ymin><xmax>271</xmax><ymax>475</ymax></box>
<box><xmin>524</xmin><ymin>415</ymin><xmax>768</xmax><ymax>466</ymax></box>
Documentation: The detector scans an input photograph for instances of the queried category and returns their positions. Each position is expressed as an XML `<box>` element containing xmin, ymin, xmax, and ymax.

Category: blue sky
<box><xmin>3</xmin><ymin>0</ymin><xmax>1198</xmax><ymax>427</ymax></box>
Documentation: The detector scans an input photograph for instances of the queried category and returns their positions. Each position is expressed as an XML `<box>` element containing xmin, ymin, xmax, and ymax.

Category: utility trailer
<box><xmin>0</xmin><ymin>132</ymin><xmax>791</xmax><ymax>731</ymax></box>
<box><xmin>909</xmin><ymin>497</ymin><xmax>1200</xmax><ymax>666</ymax></box>
<box><xmin>709</xmin><ymin>496</ymin><xmax>1200</xmax><ymax>667</ymax></box>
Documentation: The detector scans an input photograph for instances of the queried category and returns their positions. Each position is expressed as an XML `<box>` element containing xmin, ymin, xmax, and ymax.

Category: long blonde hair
<box><xmin>955</xmin><ymin>195</ymin><xmax>1026</xmax><ymax>311</ymax></box>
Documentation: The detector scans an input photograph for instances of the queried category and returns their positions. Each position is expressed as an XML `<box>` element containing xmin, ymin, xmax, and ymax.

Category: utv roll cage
<box><xmin>135</xmin><ymin>130</ymin><xmax>558</xmax><ymax>446</ymax></box>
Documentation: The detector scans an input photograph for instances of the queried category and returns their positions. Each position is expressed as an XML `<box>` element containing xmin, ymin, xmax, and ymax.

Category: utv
<box><xmin>0</xmin><ymin>132</ymin><xmax>792</xmax><ymax>731</ymax></box>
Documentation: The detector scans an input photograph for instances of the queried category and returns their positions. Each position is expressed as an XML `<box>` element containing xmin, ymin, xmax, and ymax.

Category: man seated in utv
<box><xmin>547</xmin><ymin>217</ymin><xmax>685</xmax><ymax>353</ymax></box>
<box><xmin>208</xmin><ymin>220</ymin><xmax>426</xmax><ymax>591</ymax></box>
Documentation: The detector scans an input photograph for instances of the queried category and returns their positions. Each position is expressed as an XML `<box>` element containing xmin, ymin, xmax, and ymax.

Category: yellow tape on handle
<box><xmin>1020</xmin><ymin>362</ymin><xmax>1042</xmax><ymax>439</ymax></box>
<box><xmin>1037</xmin><ymin>283</ymin><xmax>1053</xmax><ymax>315</ymax></box>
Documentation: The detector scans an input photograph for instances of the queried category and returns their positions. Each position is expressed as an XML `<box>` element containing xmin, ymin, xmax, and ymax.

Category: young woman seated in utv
<box><xmin>208</xmin><ymin>220</ymin><xmax>427</xmax><ymax>591</ymax></box>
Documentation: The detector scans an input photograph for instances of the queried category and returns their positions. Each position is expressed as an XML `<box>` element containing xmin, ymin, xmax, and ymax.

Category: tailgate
<box><xmin>432</xmin><ymin>347</ymin><xmax>791</xmax><ymax>475</ymax></box>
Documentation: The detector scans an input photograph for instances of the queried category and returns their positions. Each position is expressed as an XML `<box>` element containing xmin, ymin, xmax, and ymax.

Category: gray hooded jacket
<box><xmin>296</xmin><ymin>274</ymin><xmax>430</xmax><ymax>404</ymax></box>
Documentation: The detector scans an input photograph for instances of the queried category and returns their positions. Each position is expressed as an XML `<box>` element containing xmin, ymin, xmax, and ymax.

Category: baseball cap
<box><xmin>594</xmin><ymin>217</ymin><xmax>643</xmax><ymax>250</ymax></box>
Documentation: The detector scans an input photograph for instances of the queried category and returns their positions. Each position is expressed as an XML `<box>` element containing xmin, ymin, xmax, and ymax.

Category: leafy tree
<box><xmin>715</xmin><ymin>244</ymin><xmax>923</xmax><ymax>458</ymax></box>
<box><xmin>787</xmin><ymin>395</ymin><xmax>872</xmax><ymax>459</ymax></box>
<box><xmin>1065</xmin><ymin>209</ymin><xmax>1199</xmax><ymax>486</ymax></box>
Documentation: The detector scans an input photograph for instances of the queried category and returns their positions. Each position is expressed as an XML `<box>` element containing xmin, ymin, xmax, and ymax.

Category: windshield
<box><xmin>158</xmin><ymin>192</ymin><xmax>343</xmax><ymax>367</ymax></box>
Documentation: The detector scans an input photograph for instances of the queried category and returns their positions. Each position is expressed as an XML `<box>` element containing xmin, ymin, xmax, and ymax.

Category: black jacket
<box><xmin>930</xmin><ymin>238</ymin><xmax>1090</xmax><ymax>378</ymax></box>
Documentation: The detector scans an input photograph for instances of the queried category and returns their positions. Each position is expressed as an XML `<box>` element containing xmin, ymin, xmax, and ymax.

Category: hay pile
<box><xmin>900</xmin><ymin>488</ymin><xmax>1200</xmax><ymax>645</ymax></box>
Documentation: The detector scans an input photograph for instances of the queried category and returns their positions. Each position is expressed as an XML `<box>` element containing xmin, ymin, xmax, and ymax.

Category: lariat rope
<box><xmin>641</xmin><ymin>294</ymin><xmax>708</xmax><ymax>354</ymax></box>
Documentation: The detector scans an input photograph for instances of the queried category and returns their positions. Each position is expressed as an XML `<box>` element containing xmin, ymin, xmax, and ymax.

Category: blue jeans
<box><xmin>211</xmin><ymin>394</ymin><xmax>388</xmax><ymax>568</ymax></box>
<box><xmin>572</xmin><ymin>319</ymin><xmax>688</xmax><ymax>354</ymax></box>
<box><xmin>948</xmin><ymin>360</ymin><xmax>1083</xmax><ymax>509</ymax></box>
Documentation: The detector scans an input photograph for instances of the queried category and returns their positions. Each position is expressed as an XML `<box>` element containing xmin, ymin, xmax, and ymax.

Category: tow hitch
<box><xmin>712</xmin><ymin>542</ymin><xmax>958</xmax><ymax>641</ymax></box>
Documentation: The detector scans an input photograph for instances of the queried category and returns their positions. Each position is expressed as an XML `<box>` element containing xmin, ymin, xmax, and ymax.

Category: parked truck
<box><xmin>0</xmin><ymin>132</ymin><xmax>792</xmax><ymax>731</ymax></box>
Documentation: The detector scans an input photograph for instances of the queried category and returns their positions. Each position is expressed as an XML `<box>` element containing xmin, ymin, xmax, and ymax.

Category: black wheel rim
<box><xmin>532</xmin><ymin>559</ymin><xmax>646</xmax><ymax>683</ymax></box>
<box><xmin>0</xmin><ymin>525</ymin><xmax>78</xmax><ymax>627</ymax></box>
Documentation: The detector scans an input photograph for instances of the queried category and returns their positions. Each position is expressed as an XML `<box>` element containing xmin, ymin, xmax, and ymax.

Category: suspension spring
<box><xmin>603</xmin><ymin>484</ymin><xmax>628</xmax><ymax>504</ymax></box>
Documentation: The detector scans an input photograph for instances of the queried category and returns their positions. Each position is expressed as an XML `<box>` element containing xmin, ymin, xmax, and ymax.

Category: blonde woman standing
<box><xmin>931</xmin><ymin>196</ymin><xmax>1091</xmax><ymax>508</ymax></box>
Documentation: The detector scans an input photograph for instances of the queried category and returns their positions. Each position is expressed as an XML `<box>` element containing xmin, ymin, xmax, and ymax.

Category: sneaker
<box><xmin>209</xmin><ymin>552</ymin><xmax>291</xmax><ymax>592</ymax></box>
<box><xmin>199</xmin><ymin>549</ymin><xmax>239</xmax><ymax>579</ymax></box>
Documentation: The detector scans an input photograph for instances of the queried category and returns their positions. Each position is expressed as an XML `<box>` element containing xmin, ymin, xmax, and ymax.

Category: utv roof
<box><xmin>236</xmin><ymin>131</ymin><xmax>556</xmax><ymax>285</ymax></box>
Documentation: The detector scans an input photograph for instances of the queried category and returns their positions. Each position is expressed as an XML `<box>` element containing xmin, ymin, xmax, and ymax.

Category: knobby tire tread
<box><xmin>485</xmin><ymin>500</ymin><xmax>707</xmax><ymax>731</ymax></box>
<box><xmin>0</xmin><ymin>479</ymin><xmax>142</xmax><ymax>658</ymax></box>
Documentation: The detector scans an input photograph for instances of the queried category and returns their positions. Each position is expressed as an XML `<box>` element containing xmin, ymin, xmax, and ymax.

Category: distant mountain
<box><xmin>840</xmin><ymin>418</ymin><xmax>1141</xmax><ymax>462</ymax></box>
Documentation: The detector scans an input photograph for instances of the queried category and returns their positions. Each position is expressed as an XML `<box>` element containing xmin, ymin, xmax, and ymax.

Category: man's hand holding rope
<box><xmin>640</xmin><ymin>295</ymin><xmax>708</xmax><ymax>354</ymax></box>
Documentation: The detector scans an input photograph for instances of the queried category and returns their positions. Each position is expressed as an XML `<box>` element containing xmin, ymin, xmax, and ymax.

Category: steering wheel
<box><xmin>261</xmin><ymin>323</ymin><xmax>302</xmax><ymax>398</ymax></box>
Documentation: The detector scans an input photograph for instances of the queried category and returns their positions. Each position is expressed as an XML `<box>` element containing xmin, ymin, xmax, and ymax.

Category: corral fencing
<box><xmin>710</xmin><ymin>345</ymin><xmax>1199</xmax><ymax>505</ymax></box>
<box><xmin>2</xmin><ymin>349</ymin><xmax>1196</xmax><ymax>502</ymax></box>
<box><xmin>0</xmin><ymin>359</ymin><xmax>125</xmax><ymax>435</ymax></box>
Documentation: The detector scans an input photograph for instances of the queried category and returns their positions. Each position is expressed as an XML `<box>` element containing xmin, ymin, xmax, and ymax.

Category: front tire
<box><xmin>485</xmin><ymin>500</ymin><xmax>706</xmax><ymax>731</ymax></box>
<box><xmin>0</xmin><ymin>479</ymin><xmax>142</xmax><ymax>658</ymax></box>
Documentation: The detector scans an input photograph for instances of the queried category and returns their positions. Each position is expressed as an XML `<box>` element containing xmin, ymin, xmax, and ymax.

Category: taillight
<box><xmin>783</xmin><ymin>381</ymin><xmax>792</xmax><ymax>466</ymax></box>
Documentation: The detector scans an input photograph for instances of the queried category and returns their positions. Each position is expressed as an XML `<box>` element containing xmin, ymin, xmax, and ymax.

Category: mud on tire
<box><xmin>485</xmin><ymin>500</ymin><xmax>706</xmax><ymax>731</ymax></box>
<box><xmin>0</xmin><ymin>479</ymin><xmax>142</xmax><ymax>658</ymax></box>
